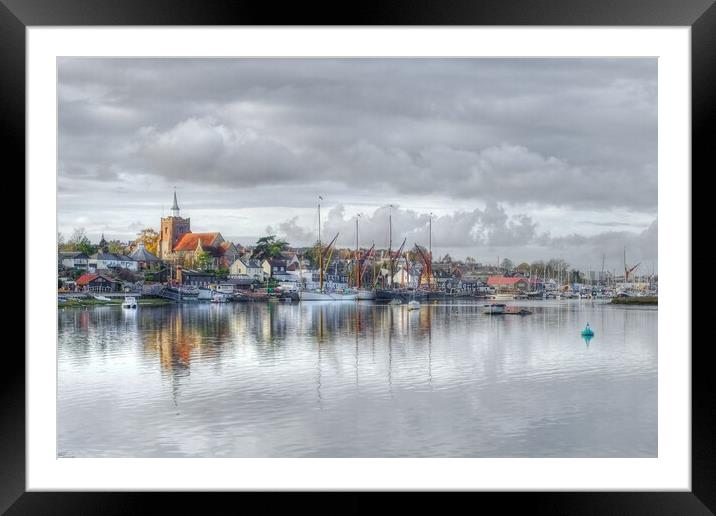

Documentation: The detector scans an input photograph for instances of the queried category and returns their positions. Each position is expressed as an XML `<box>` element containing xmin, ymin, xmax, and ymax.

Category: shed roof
<box><xmin>486</xmin><ymin>276</ymin><xmax>527</xmax><ymax>286</ymax></box>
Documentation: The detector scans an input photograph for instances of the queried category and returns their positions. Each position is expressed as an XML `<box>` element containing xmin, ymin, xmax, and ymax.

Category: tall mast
<box><xmin>601</xmin><ymin>253</ymin><xmax>605</xmax><ymax>285</ymax></box>
<box><xmin>355</xmin><ymin>215</ymin><xmax>360</xmax><ymax>289</ymax></box>
<box><xmin>429</xmin><ymin>212</ymin><xmax>432</xmax><ymax>258</ymax></box>
<box><xmin>429</xmin><ymin>212</ymin><xmax>433</xmax><ymax>290</ymax></box>
<box><xmin>389</xmin><ymin>205</ymin><xmax>393</xmax><ymax>286</ymax></box>
<box><xmin>318</xmin><ymin>196</ymin><xmax>323</xmax><ymax>292</ymax></box>
<box><xmin>372</xmin><ymin>241</ymin><xmax>376</xmax><ymax>288</ymax></box>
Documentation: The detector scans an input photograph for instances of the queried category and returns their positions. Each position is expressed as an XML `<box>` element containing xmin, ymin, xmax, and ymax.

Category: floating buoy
<box><xmin>581</xmin><ymin>322</ymin><xmax>595</xmax><ymax>337</ymax></box>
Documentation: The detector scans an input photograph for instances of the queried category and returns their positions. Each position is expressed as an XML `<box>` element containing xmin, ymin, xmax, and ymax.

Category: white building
<box><xmin>59</xmin><ymin>251</ymin><xmax>89</xmax><ymax>269</ymax></box>
<box><xmin>89</xmin><ymin>252</ymin><xmax>138</xmax><ymax>271</ymax></box>
<box><xmin>229</xmin><ymin>258</ymin><xmax>265</xmax><ymax>280</ymax></box>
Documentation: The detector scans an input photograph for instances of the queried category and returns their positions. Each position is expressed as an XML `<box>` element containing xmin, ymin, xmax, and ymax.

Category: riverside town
<box><xmin>58</xmin><ymin>192</ymin><xmax>657</xmax><ymax>308</ymax></box>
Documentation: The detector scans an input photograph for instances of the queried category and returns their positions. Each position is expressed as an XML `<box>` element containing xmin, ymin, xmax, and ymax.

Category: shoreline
<box><xmin>58</xmin><ymin>297</ymin><xmax>174</xmax><ymax>308</ymax></box>
<box><xmin>610</xmin><ymin>296</ymin><xmax>657</xmax><ymax>305</ymax></box>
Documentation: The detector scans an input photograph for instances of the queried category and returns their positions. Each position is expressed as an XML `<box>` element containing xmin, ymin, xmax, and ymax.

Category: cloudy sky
<box><xmin>58</xmin><ymin>58</ymin><xmax>657</xmax><ymax>272</ymax></box>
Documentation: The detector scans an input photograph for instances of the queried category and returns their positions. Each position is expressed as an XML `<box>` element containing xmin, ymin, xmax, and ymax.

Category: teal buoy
<box><xmin>581</xmin><ymin>322</ymin><xmax>595</xmax><ymax>337</ymax></box>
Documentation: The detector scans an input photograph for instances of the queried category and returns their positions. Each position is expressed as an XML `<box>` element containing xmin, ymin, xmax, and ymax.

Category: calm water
<box><xmin>58</xmin><ymin>300</ymin><xmax>657</xmax><ymax>457</ymax></box>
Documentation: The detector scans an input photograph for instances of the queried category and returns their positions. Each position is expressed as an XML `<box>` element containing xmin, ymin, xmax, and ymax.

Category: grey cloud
<box><xmin>266</xmin><ymin>216</ymin><xmax>316</xmax><ymax>244</ymax></box>
<box><xmin>58</xmin><ymin>58</ymin><xmax>657</xmax><ymax>211</ymax></box>
<box><xmin>270</xmin><ymin>204</ymin><xmax>657</xmax><ymax>273</ymax></box>
<box><xmin>57</xmin><ymin>58</ymin><xmax>658</xmax><ymax>269</ymax></box>
<box><xmin>535</xmin><ymin>219</ymin><xmax>658</xmax><ymax>271</ymax></box>
<box><xmin>272</xmin><ymin>203</ymin><xmax>539</xmax><ymax>250</ymax></box>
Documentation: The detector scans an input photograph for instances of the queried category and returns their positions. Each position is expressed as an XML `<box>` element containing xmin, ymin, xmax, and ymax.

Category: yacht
<box><xmin>121</xmin><ymin>296</ymin><xmax>137</xmax><ymax>309</ymax></box>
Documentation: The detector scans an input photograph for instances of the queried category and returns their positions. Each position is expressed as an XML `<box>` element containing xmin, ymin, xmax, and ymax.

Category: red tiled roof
<box><xmin>173</xmin><ymin>232</ymin><xmax>220</xmax><ymax>252</ymax></box>
<box><xmin>76</xmin><ymin>273</ymin><xmax>99</xmax><ymax>286</ymax></box>
<box><xmin>487</xmin><ymin>276</ymin><xmax>527</xmax><ymax>286</ymax></box>
<box><xmin>76</xmin><ymin>272</ymin><xmax>118</xmax><ymax>285</ymax></box>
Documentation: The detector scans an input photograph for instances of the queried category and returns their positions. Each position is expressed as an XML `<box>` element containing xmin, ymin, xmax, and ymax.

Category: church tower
<box><xmin>158</xmin><ymin>190</ymin><xmax>191</xmax><ymax>260</ymax></box>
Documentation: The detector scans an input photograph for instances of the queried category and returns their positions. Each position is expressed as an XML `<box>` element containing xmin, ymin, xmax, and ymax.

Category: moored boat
<box><xmin>121</xmin><ymin>296</ymin><xmax>137</xmax><ymax>309</ymax></box>
<box><xmin>407</xmin><ymin>300</ymin><xmax>420</xmax><ymax>310</ymax></box>
<box><xmin>490</xmin><ymin>293</ymin><xmax>514</xmax><ymax>301</ymax></box>
<box><xmin>299</xmin><ymin>290</ymin><xmax>357</xmax><ymax>301</ymax></box>
<box><xmin>211</xmin><ymin>292</ymin><xmax>230</xmax><ymax>303</ymax></box>
<box><xmin>483</xmin><ymin>303</ymin><xmax>506</xmax><ymax>314</ymax></box>
<box><xmin>356</xmin><ymin>288</ymin><xmax>376</xmax><ymax>300</ymax></box>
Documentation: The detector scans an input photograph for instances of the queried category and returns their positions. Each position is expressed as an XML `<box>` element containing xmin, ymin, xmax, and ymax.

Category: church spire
<box><xmin>99</xmin><ymin>233</ymin><xmax>108</xmax><ymax>253</ymax></box>
<box><xmin>171</xmin><ymin>188</ymin><xmax>180</xmax><ymax>217</ymax></box>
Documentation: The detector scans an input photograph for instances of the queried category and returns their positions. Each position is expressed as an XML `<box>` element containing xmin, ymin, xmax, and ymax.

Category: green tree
<box><xmin>78</xmin><ymin>241</ymin><xmax>95</xmax><ymax>255</ymax></box>
<box><xmin>195</xmin><ymin>250</ymin><xmax>213</xmax><ymax>271</ymax></box>
<box><xmin>251</xmin><ymin>235</ymin><xmax>288</xmax><ymax>261</ymax></box>
<box><xmin>107</xmin><ymin>240</ymin><xmax>126</xmax><ymax>254</ymax></box>
<box><xmin>501</xmin><ymin>258</ymin><xmax>515</xmax><ymax>271</ymax></box>
<box><xmin>66</xmin><ymin>227</ymin><xmax>96</xmax><ymax>255</ymax></box>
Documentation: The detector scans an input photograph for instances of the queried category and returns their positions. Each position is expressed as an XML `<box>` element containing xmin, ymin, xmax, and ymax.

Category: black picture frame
<box><xmin>5</xmin><ymin>0</ymin><xmax>710</xmax><ymax>513</ymax></box>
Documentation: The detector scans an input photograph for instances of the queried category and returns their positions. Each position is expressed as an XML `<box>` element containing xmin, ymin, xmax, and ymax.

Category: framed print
<box><xmin>5</xmin><ymin>0</ymin><xmax>712</xmax><ymax>512</ymax></box>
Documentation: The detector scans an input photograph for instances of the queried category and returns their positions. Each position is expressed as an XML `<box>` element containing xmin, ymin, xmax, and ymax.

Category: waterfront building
<box><xmin>391</xmin><ymin>266</ymin><xmax>417</xmax><ymax>288</ymax></box>
<box><xmin>157</xmin><ymin>192</ymin><xmax>239</xmax><ymax>268</ymax></box>
<box><xmin>76</xmin><ymin>272</ymin><xmax>121</xmax><ymax>292</ymax></box>
<box><xmin>175</xmin><ymin>268</ymin><xmax>216</xmax><ymax>288</ymax></box>
<box><xmin>486</xmin><ymin>275</ymin><xmax>529</xmax><ymax>293</ymax></box>
<box><xmin>229</xmin><ymin>258</ymin><xmax>265</xmax><ymax>280</ymax></box>
<box><xmin>59</xmin><ymin>251</ymin><xmax>89</xmax><ymax>270</ymax></box>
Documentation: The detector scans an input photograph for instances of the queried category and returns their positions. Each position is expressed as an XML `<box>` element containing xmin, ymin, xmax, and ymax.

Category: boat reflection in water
<box><xmin>58</xmin><ymin>300</ymin><xmax>657</xmax><ymax>458</ymax></box>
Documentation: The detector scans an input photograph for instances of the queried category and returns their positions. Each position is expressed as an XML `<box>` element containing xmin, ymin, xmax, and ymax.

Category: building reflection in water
<box><xmin>67</xmin><ymin>301</ymin><xmax>646</xmax><ymax>408</ymax></box>
<box><xmin>58</xmin><ymin>301</ymin><xmax>658</xmax><ymax>458</ymax></box>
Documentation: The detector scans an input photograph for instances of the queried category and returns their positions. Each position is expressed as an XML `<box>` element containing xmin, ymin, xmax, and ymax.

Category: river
<box><xmin>57</xmin><ymin>299</ymin><xmax>657</xmax><ymax>457</ymax></box>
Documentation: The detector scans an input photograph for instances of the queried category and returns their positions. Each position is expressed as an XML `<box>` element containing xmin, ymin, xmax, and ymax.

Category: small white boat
<box><xmin>407</xmin><ymin>300</ymin><xmax>420</xmax><ymax>310</ymax></box>
<box><xmin>121</xmin><ymin>296</ymin><xmax>137</xmax><ymax>309</ymax></box>
<box><xmin>93</xmin><ymin>294</ymin><xmax>112</xmax><ymax>302</ymax></box>
<box><xmin>211</xmin><ymin>293</ymin><xmax>230</xmax><ymax>303</ymax></box>
<box><xmin>299</xmin><ymin>290</ymin><xmax>357</xmax><ymax>301</ymax></box>
<box><xmin>483</xmin><ymin>303</ymin><xmax>506</xmax><ymax>314</ymax></box>
<box><xmin>389</xmin><ymin>298</ymin><xmax>402</xmax><ymax>305</ymax></box>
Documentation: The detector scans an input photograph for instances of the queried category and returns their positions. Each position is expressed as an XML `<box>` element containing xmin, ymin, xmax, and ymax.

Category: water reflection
<box><xmin>58</xmin><ymin>300</ymin><xmax>657</xmax><ymax>458</ymax></box>
<box><xmin>582</xmin><ymin>334</ymin><xmax>594</xmax><ymax>348</ymax></box>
